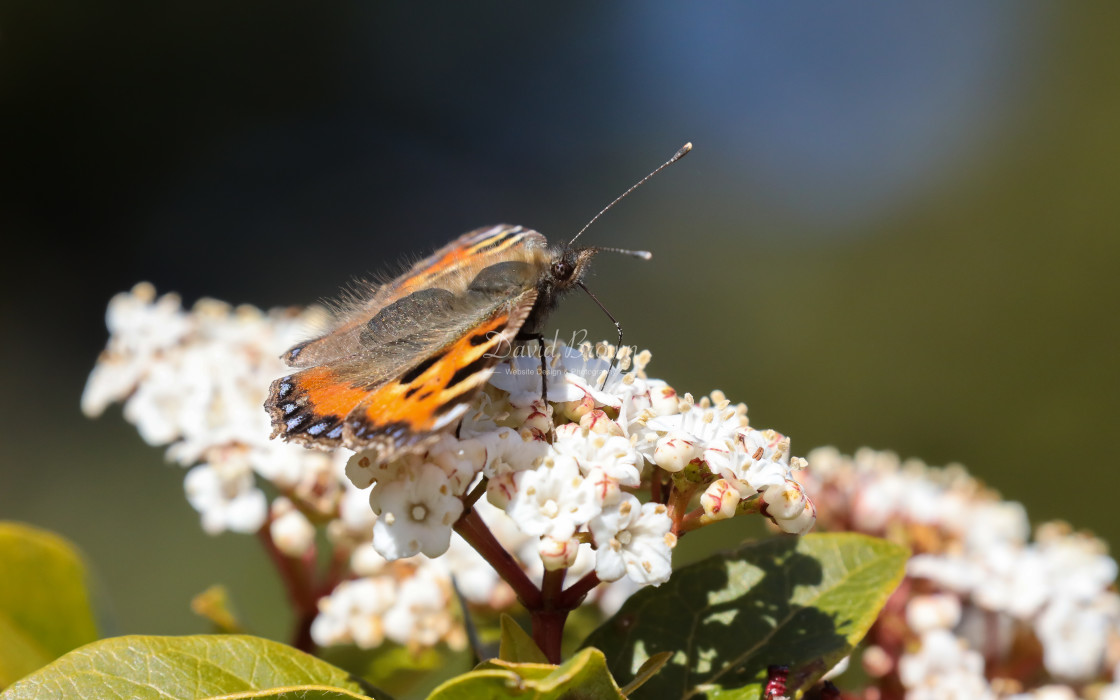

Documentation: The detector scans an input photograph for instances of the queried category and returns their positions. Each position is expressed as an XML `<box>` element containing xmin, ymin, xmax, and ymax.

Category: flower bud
<box><xmin>700</xmin><ymin>479</ymin><xmax>739</xmax><ymax>522</ymax></box>
<box><xmin>580</xmin><ymin>409</ymin><xmax>625</xmax><ymax>436</ymax></box>
<box><xmin>539</xmin><ymin>536</ymin><xmax>581</xmax><ymax>571</ymax></box>
<box><xmin>761</xmin><ymin>480</ymin><xmax>817</xmax><ymax>535</ymax></box>
<box><xmin>270</xmin><ymin>498</ymin><xmax>316</xmax><ymax>556</ymax></box>
<box><xmin>653</xmin><ymin>431</ymin><xmax>703</xmax><ymax>473</ymax></box>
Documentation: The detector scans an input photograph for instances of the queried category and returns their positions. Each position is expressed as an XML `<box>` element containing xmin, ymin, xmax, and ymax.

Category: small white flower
<box><xmin>350</xmin><ymin>545</ymin><xmax>388</xmax><ymax>577</ymax></box>
<box><xmin>635</xmin><ymin>377</ymin><xmax>679</xmax><ymax>417</ymax></box>
<box><xmin>270</xmin><ymin>498</ymin><xmax>316</xmax><ymax>556</ymax></box>
<box><xmin>898</xmin><ymin>629</ymin><xmax>994</xmax><ymax>700</ymax></box>
<box><xmin>760</xmin><ymin>480</ymin><xmax>816</xmax><ymax>535</ymax></box>
<box><xmin>346</xmin><ymin>578</ymin><xmax>397</xmax><ymax>648</ymax></box>
<box><xmin>309</xmin><ymin>593</ymin><xmax>351</xmax><ymax>647</ymax></box>
<box><xmin>907</xmin><ymin>554</ymin><xmax>984</xmax><ymax>595</ymax></box>
<box><xmin>646</xmin><ymin>392</ymin><xmax>747</xmax><ymax>442</ymax></box>
<box><xmin>370</xmin><ymin>463</ymin><xmax>463</xmax><ymax>560</ymax></box>
<box><xmin>123</xmin><ymin>362</ymin><xmax>188</xmax><ymax>446</ymax></box>
<box><xmin>427</xmin><ymin>435</ymin><xmax>486</xmax><ymax>496</ymax></box>
<box><xmin>310</xmin><ymin>577</ymin><xmax>398</xmax><ymax>649</ymax></box>
<box><xmin>506</xmin><ymin>456</ymin><xmax>601</xmax><ymax>540</ymax></box>
<box><xmin>552</xmin><ymin>423</ymin><xmax>643</xmax><ymax>487</ymax></box>
<box><xmin>382</xmin><ymin>566</ymin><xmax>453</xmax><ymax>647</ymax></box>
<box><xmin>457</xmin><ymin>390</ymin><xmax>506</xmax><ymax>438</ymax></box>
<box><xmin>566</xmin><ymin>536</ymin><xmax>599</xmax><ymax>581</ymax></box>
<box><xmin>583</xmin><ymin>467</ymin><xmax>623</xmax><ymax>507</ymax></box>
<box><xmin>251</xmin><ymin>440</ymin><xmax>335</xmax><ymax>490</ymax></box>
<box><xmin>705</xmin><ymin>428</ymin><xmax>791</xmax><ymax>497</ymax></box>
<box><xmin>184</xmin><ymin>460</ymin><xmax>267</xmax><ymax>535</ymax></box>
<box><xmin>596</xmin><ymin>363</ymin><xmax>675</xmax><ymax>463</ymax></box>
<box><xmin>481</xmin><ymin>427</ymin><xmax>548</xmax><ymax>508</ymax></box>
<box><xmin>81</xmin><ymin>284</ymin><xmax>191</xmax><ymax>418</ymax></box>
<box><xmin>481</xmin><ymin>427</ymin><xmax>548</xmax><ymax>478</ymax></box>
<box><xmin>906</xmin><ymin>594</ymin><xmax>963</xmax><ymax>635</ymax></box>
<box><xmin>346</xmin><ymin>450</ymin><xmax>413</xmax><ymax>490</ymax></box>
<box><xmin>488</xmin><ymin>349</ymin><xmax>578</xmax><ymax>407</ymax></box>
<box><xmin>589</xmin><ymin>494</ymin><xmax>675</xmax><ymax>585</ymax></box>
<box><xmin>1036</xmin><ymin>525</ymin><xmax>1119</xmax><ymax>604</ymax></box>
<box><xmin>1035</xmin><ymin>594</ymin><xmax>1117</xmax><ymax>681</ymax></box>
<box><xmin>557</xmin><ymin>343</ymin><xmax>632</xmax><ymax>409</ymax></box>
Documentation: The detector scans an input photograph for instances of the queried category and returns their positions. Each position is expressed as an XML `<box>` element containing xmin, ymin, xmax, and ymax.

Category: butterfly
<box><xmin>265</xmin><ymin>143</ymin><xmax>691</xmax><ymax>455</ymax></box>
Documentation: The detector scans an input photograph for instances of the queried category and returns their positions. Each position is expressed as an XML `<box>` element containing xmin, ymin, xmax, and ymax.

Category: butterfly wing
<box><xmin>266</xmin><ymin>225</ymin><xmax>548</xmax><ymax>452</ymax></box>
<box><xmin>341</xmin><ymin>291</ymin><xmax>536</xmax><ymax>450</ymax></box>
<box><xmin>281</xmin><ymin>225</ymin><xmax>542</xmax><ymax>369</ymax></box>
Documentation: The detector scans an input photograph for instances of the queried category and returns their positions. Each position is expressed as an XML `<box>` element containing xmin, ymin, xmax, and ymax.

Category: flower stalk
<box><xmin>256</xmin><ymin>522</ymin><xmax>319</xmax><ymax>652</ymax></box>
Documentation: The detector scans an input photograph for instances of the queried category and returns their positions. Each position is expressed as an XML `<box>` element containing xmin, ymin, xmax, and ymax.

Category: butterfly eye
<box><xmin>552</xmin><ymin>259</ymin><xmax>575</xmax><ymax>281</ymax></box>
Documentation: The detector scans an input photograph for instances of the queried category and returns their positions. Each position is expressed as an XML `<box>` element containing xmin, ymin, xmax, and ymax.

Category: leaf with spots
<box><xmin>582</xmin><ymin>533</ymin><xmax>909</xmax><ymax>699</ymax></box>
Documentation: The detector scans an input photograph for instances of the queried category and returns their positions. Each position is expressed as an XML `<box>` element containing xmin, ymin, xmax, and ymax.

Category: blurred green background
<box><xmin>1</xmin><ymin>3</ymin><xmax>1117</xmax><ymax>642</ymax></box>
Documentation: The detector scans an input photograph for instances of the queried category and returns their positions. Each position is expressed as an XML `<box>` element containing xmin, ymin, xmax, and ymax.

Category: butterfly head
<box><xmin>525</xmin><ymin>243</ymin><xmax>650</xmax><ymax>338</ymax></box>
<box><xmin>545</xmin><ymin>245</ymin><xmax>598</xmax><ymax>292</ymax></box>
<box><xmin>541</xmin><ymin>243</ymin><xmax>650</xmax><ymax>294</ymax></box>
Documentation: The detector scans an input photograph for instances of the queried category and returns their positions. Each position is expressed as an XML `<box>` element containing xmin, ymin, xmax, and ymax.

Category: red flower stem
<box><xmin>257</xmin><ymin>523</ymin><xmax>318</xmax><ymax>652</ymax></box>
<box><xmin>533</xmin><ymin>568</ymin><xmax>569</xmax><ymax>663</ymax></box>
<box><xmin>454</xmin><ymin>507</ymin><xmax>542</xmax><ymax>609</ymax></box>
<box><xmin>462</xmin><ymin>476</ymin><xmax>488</xmax><ymax>510</ymax></box>
<box><xmin>317</xmin><ymin>542</ymin><xmax>350</xmax><ymax>598</ymax></box>
<box><xmin>532</xmin><ymin>609</ymin><xmax>568</xmax><ymax>664</ymax></box>
<box><xmin>677</xmin><ymin>506</ymin><xmax>705</xmax><ymax>534</ymax></box>
<box><xmin>541</xmin><ymin>566</ymin><xmax>567</xmax><ymax>602</ymax></box>
<box><xmin>557</xmin><ymin>571</ymin><xmax>601</xmax><ymax>609</ymax></box>
<box><xmin>667</xmin><ymin>483</ymin><xmax>697</xmax><ymax>535</ymax></box>
<box><xmin>650</xmin><ymin>471</ymin><xmax>663</xmax><ymax>504</ymax></box>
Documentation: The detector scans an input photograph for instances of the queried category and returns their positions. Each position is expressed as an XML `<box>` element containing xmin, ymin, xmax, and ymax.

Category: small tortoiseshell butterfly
<box><xmin>266</xmin><ymin>143</ymin><xmax>691</xmax><ymax>455</ymax></box>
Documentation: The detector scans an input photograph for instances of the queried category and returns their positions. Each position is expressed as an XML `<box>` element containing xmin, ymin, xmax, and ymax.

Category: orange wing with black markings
<box><xmin>279</xmin><ymin>225</ymin><xmax>547</xmax><ymax>370</ymax></box>
<box><xmin>265</xmin><ymin>225</ymin><xmax>547</xmax><ymax>453</ymax></box>
<box><xmin>342</xmin><ymin>300</ymin><xmax>533</xmax><ymax>449</ymax></box>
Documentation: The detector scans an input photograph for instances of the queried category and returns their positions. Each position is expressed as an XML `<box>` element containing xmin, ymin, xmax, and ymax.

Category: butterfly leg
<box><xmin>576</xmin><ymin>282</ymin><xmax>624</xmax><ymax>389</ymax></box>
<box><xmin>519</xmin><ymin>332</ymin><xmax>555</xmax><ymax>442</ymax></box>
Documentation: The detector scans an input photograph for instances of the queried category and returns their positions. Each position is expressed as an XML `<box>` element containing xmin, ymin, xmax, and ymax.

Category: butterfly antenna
<box><xmin>568</xmin><ymin>142</ymin><xmax>693</xmax><ymax>247</ymax></box>
<box><xmin>593</xmin><ymin>245</ymin><xmax>653</xmax><ymax>260</ymax></box>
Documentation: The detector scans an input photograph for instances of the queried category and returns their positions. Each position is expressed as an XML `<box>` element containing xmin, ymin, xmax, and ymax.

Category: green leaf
<box><xmin>498</xmin><ymin>614</ymin><xmax>549</xmax><ymax>664</ymax></box>
<box><xmin>429</xmin><ymin>647</ymin><xmax>624</xmax><ymax>699</ymax></box>
<box><xmin>620</xmin><ymin>651</ymin><xmax>673</xmax><ymax>696</ymax></box>
<box><xmin>582</xmin><ymin>533</ymin><xmax>909</xmax><ymax>699</ymax></box>
<box><xmin>320</xmin><ymin>641</ymin><xmax>469</xmax><ymax>698</ymax></box>
<box><xmin>202</xmin><ymin>689</ymin><xmax>369</xmax><ymax>699</ymax></box>
<box><xmin>0</xmin><ymin>522</ymin><xmax>99</xmax><ymax>687</ymax></box>
<box><xmin>0</xmin><ymin>634</ymin><xmax>369</xmax><ymax>700</ymax></box>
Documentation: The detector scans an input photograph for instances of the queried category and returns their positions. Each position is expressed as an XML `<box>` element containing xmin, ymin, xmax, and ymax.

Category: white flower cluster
<box><xmin>85</xmin><ymin>284</ymin><xmax>814</xmax><ymax>652</ymax></box>
<box><xmin>345</xmin><ymin>343</ymin><xmax>814</xmax><ymax>589</ymax></box>
<box><xmin>804</xmin><ymin>447</ymin><xmax>1120</xmax><ymax>698</ymax></box>
<box><xmin>82</xmin><ymin>282</ymin><xmax>346</xmax><ymax>538</ymax></box>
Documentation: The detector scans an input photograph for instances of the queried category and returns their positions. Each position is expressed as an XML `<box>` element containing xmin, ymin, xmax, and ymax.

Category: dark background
<box><xmin>2</xmin><ymin>3</ymin><xmax>1118</xmax><ymax>639</ymax></box>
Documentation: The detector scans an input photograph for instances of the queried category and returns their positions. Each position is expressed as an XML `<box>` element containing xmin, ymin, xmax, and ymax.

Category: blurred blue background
<box><xmin>2</xmin><ymin>2</ymin><xmax>1117</xmax><ymax>640</ymax></box>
